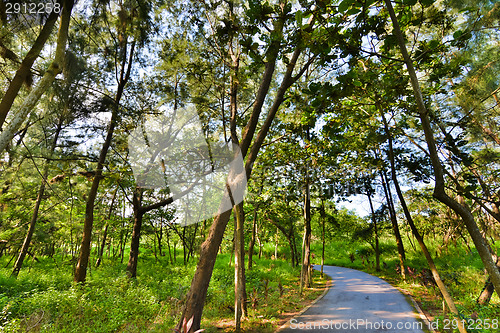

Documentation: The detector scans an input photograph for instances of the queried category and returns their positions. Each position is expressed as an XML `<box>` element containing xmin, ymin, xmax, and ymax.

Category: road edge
<box><xmin>397</xmin><ymin>287</ymin><xmax>436</xmax><ymax>333</ymax></box>
<box><xmin>275</xmin><ymin>267</ymin><xmax>333</xmax><ymax>332</ymax></box>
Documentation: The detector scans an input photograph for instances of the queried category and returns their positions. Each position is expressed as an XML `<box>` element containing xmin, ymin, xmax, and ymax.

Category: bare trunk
<box><xmin>0</xmin><ymin>0</ymin><xmax>73</xmax><ymax>153</ymax></box>
<box><xmin>274</xmin><ymin>228</ymin><xmax>278</xmax><ymax>259</ymax></box>
<box><xmin>247</xmin><ymin>206</ymin><xmax>257</xmax><ymax>270</ymax></box>
<box><xmin>127</xmin><ymin>190</ymin><xmax>174</xmax><ymax>277</ymax></box>
<box><xmin>74</xmin><ymin>38</ymin><xmax>135</xmax><ymax>283</ymax></box>
<box><xmin>477</xmin><ymin>280</ymin><xmax>495</xmax><ymax>305</ymax></box>
<box><xmin>300</xmin><ymin>163</ymin><xmax>312</xmax><ymax>293</ymax></box>
<box><xmin>385</xmin><ymin>0</ymin><xmax>500</xmax><ymax>302</ymax></box>
<box><xmin>126</xmin><ymin>188</ymin><xmax>143</xmax><ymax>278</ymax></box>
<box><xmin>157</xmin><ymin>224</ymin><xmax>163</xmax><ymax>257</ymax></box>
<box><xmin>379</xmin><ymin>169</ymin><xmax>406</xmax><ymax>278</ymax></box>
<box><xmin>367</xmin><ymin>193</ymin><xmax>380</xmax><ymax>272</ymax></box>
<box><xmin>11</xmin><ymin>115</ymin><xmax>63</xmax><ymax>277</ymax></box>
<box><xmin>96</xmin><ymin>187</ymin><xmax>118</xmax><ymax>268</ymax></box>
<box><xmin>234</xmin><ymin>202</ymin><xmax>247</xmax><ymax>331</ymax></box>
<box><xmin>0</xmin><ymin>8</ymin><xmax>60</xmax><ymax>128</ymax></box>
<box><xmin>178</xmin><ymin>209</ymin><xmax>233</xmax><ymax>331</ymax></box>
<box><xmin>320</xmin><ymin>199</ymin><xmax>325</xmax><ymax>277</ymax></box>
<box><xmin>381</xmin><ymin>108</ymin><xmax>465</xmax><ymax>332</ymax></box>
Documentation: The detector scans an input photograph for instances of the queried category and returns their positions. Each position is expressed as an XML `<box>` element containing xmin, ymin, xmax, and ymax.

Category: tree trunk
<box><xmin>126</xmin><ymin>188</ymin><xmax>143</xmax><ymax>278</ymax></box>
<box><xmin>274</xmin><ymin>228</ymin><xmax>278</xmax><ymax>259</ymax></box>
<box><xmin>157</xmin><ymin>224</ymin><xmax>163</xmax><ymax>257</ymax></box>
<box><xmin>0</xmin><ymin>8</ymin><xmax>60</xmax><ymax>128</ymax></box>
<box><xmin>11</xmin><ymin>115</ymin><xmax>64</xmax><ymax>277</ymax></box>
<box><xmin>379</xmin><ymin>169</ymin><xmax>406</xmax><ymax>278</ymax></box>
<box><xmin>166</xmin><ymin>227</ymin><xmax>173</xmax><ymax>264</ymax></box>
<box><xmin>247</xmin><ymin>205</ymin><xmax>257</xmax><ymax>270</ymax></box>
<box><xmin>381</xmin><ymin>107</ymin><xmax>466</xmax><ymax>332</ymax></box>
<box><xmin>234</xmin><ymin>202</ymin><xmax>247</xmax><ymax>331</ymax></box>
<box><xmin>367</xmin><ymin>193</ymin><xmax>380</xmax><ymax>272</ymax></box>
<box><xmin>96</xmin><ymin>187</ymin><xmax>118</xmax><ymax>268</ymax></box>
<box><xmin>74</xmin><ymin>38</ymin><xmax>135</xmax><ymax>283</ymax></box>
<box><xmin>384</xmin><ymin>0</ymin><xmax>500</xmax><ymax>296</ymax></box>
<box><xmin>0</xmin><ymin>0</ymin><xmax>73</xmax><ymax>154</ymax></box>
<box><xmin>126</xmin><ymin>190</ymin><xmax>174</xmax><ymax>277</ymax></box>
<box><xmin>178</xmin><ymin>209</ymin><xmax>233</xmax><ymax>331</ymax></box>
<box><xmin>320</xmin><ymin>199</ymin><xmax>325</xmax><ymax>277</ymax></box>
<box><xmin>300</xmin><ymin>164</ymin><xmax>312</xmax><ymax>293</ymax></box>
<box><xmin>178</xmin><ymin>12</ymin><xmax>312</xmax><ymax>330</ymax></box>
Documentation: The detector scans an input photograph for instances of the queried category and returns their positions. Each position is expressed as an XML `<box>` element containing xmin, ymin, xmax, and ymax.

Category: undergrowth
<box><xmin>0</xmin><ymin>252</ymin><xmax>326</xmax><ymax>332</ymax></box>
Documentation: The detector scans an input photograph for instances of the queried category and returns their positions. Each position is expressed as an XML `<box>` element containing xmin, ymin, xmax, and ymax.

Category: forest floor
<box><xmin>0</xmin><ymin>252</ymin><xmax>328</xmax><ymax>333</ymax></box>
<box><xmin>205</xmin><ymin>276</ymin><xmax>329</xmax><ymax>333</ymax></box>
<box><xmin>201</xmin><ymin>268</ymin><xmax>329</xmax><ymax>333</ymax></box>
<box><xmin>1</xmin><ymin>238</ymin><xmax>499</xmax><ymax>332</ymax></box>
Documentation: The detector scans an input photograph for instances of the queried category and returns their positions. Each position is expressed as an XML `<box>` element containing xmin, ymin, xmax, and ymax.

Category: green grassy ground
<box><xmin>0</xmin><ymin>252</ymin><xmax>326</xmax><ymax>332</ymax></box>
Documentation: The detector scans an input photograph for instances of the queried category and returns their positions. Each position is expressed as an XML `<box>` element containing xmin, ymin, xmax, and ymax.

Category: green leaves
<box><xmin>295</xmin><ymin>10</ymin><xmax>303</xmax><ymax>26</ymax></box>
<box><xmin>338</xmin><ymin>0</ymin><xmax>354</xmax><ymax>13</ymax></box>
<box><xmin>402</xmin><ymin>0</ymin><xmax>418</xmax><ymax>6</ymax></box>
<box><xmin>338</xmin><ymin>0</ymin><xmax>362</xmax><ymax>14</ymax></box>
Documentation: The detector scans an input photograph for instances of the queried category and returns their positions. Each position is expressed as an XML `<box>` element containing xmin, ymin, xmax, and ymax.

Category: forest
<box><xmin>0</xmin><ymin>0</ymin><xmax>499</xmax><ymax>332</ymax></box>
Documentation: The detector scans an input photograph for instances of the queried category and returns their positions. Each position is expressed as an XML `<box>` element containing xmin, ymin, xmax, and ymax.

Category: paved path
<box><xmin>279</xmin><ymin>265</ymin><xmax>427</xmax><ymax>332</ymax></box>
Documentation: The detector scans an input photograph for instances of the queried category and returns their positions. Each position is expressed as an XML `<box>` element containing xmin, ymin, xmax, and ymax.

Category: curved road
<box><xmin>279</xmin><ymin>266</ymin><xmax>428</xmax><ymax>332</ymax></box>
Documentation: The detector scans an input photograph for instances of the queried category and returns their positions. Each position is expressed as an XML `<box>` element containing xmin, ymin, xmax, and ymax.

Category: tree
<box><xmin>0</xmin><ymin>0</ymin><xmax>74</xmax><ymax>153</ymax></box>
<box><xmin>384</xmin><ymin>0</ymin><xmax>500</xmax><ymax>301</ymax></box>
<box><xmin>0</xmin><ymin>4</ymin><xmax>61</xmax><ymax>128</ymax></box>
<box><xmin>178</xmin><ymin>0</ymin><xmax>323</xmax><ymax>330</ymax></box>
<box><xmin>74</xmin><ymin>0</ymin><xmax>153</xmax><ymax>283</ymax></box>
<box><xmin>381</xmin><ymin>107</ymin><xmax>465</xmax><ymax>331</ymax></box>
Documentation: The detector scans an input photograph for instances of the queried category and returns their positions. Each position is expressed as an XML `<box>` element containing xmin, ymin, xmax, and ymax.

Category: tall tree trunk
<box><xmin>157</xmin><ymin>224</ymin><xmax>163</xmax><ymax>257</ymax></box>
<box><xmin>126</xmin><ymin>188</ymin><xmax>143</xmax><ymax>278</ymax></box>
<box><xmin>247</xmin><ymin>205</ymin><xmax>258</xmax><ymax>270</ymax></box>
<box><xmin>381</xmin><ymin>107</ymin><xmax>466</xmax><ymax>332</ymax></box>
<box><xmin>0</xmin><ymin>8</ymin><xmax>60</xmax><ymax>128</ymax></box>
<box><xmin>11</xmin><ymin>117</ymin><xmax>63</xmax><ymax>277</ymax></box>
<box><xmin>320</xmin><ymin>199</ymin><xmax>325</xmax><ymax>277</ymax></box>
<box><xmin>384</xmin><ymin>0</ymin><xmax>500</xmax><ymax>298</ymax></box>
<box><xmin>228</xmin><ymin>24</ymin><xmax>246</xmax><ymax>330</ymax></box>
<box><xmin>274</xmin><ymin>228</ymin><xmax>278</xmax><ymax>259</ymax></box>
<box><xmin>367</xmin><ymin>193</ymin><xmax>380</xmax><ymax>272</ymax></box>
<box><xmin>74</xmin><ymin>37</ymin><xmax>135</xmax><ymax>283</ymax></box>
<box><xmin>96</xmin><ymin>187</ymin><xmax>118</xmax><ymax>268</ymax></box>
<box><xmin>178</xmin><ymin>209</ymin><xmax>233</xmax><ymax>331</ymax></box>
<box><xmin>234</xmin><ymin>202</ymin><xmax>247</xmax><ymax>331</ymax></box>
<box><xmin>379</xmin><ymin>169</ymin><xmax>406</xmax><ymax>278</ymax></box>
<box><xmin>300</xmin><ymin>160</ymin><xmax>312</xmax><ymax>293</ymax></box>
<box><xmin>178</xmin><ymin>13</ymin><xmax>311</xmax><ymax>329</ymax></box>
<box><xmin>0</xmin><ymin>0</ymin><xmax>74</xmax><ymax>154</ymax></box>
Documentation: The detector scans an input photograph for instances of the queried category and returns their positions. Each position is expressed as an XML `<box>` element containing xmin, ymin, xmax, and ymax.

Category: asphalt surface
<box><xmin>279</xmin><ymin>265</ymin><xmax>427</xmax><ymax>333</ymax></box>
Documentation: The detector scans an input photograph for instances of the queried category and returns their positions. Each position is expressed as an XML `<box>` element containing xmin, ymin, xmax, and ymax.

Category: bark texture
<box><xmin>381</xmin><ymin>108</ymin><xmax>466</xmax><ymax>333</ymax></box>
<box><xmin>74</xmin><ymin>37</ymin><xmax>135</xmax><ymax>283</ymax></box>
<box><xmin>384</xmin><ymin>0</ymin><xmax>500</xmax><ymax>298</ymax></box>
<box><xmin>0</xmin><ymin>7</ymin><xmax>60</xmax><ymax>128</ymax></box>
<box><xmin>11</xmin><ymin>118</ymin><xmax>63</xmax><ymax>277</ymax></box>
<box><xmin>0</xmin><ymin>0</ymin><xmax>74</xmax><ymax>154</ymax></box>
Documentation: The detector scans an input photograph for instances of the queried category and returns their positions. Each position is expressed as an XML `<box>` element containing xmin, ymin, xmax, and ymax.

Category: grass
<box><xmin>4</xmin><ymin>230</ymin><xmax>493</xmax><ymax>332</ymax></box>
<box><xmin>0</xmin><ymin>252</ymin><xmax>327</xmax><ymax>332</ymax></box>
